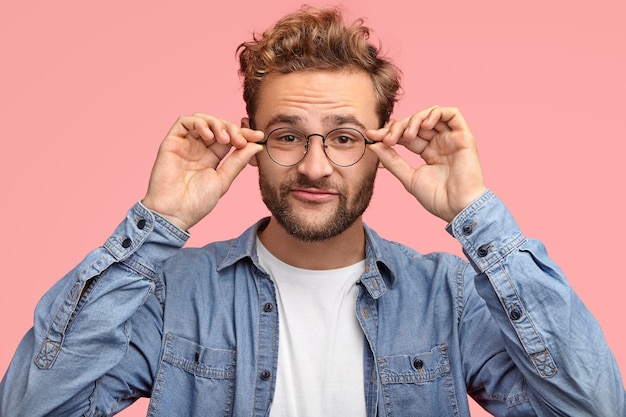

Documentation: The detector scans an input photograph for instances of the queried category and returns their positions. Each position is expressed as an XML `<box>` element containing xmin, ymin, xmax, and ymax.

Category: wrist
<box><xmin>140</xmin><ymin>199</ymin><xmax>190</xmax><ymax>232</ymax></box>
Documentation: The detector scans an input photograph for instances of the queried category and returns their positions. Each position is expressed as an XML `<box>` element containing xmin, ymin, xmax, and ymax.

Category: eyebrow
<box><xmin>264</xmin><ymin>114</ymin><xmax>305</xmax><ymax>131</ymax></box>
<box><xmin>264</xmin><ymin>113</ymin><xmax>368</xmax><ymax>132</ymax></box>
<box><xmin>324</xmin><ymin>114</ymin><xmax>368</xmax><ymax>132</ymax></box>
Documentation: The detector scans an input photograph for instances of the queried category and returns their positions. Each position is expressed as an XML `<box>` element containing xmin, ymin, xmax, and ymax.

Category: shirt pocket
<box><xmin>149</xmin><ymin>333</ymin><xmax>236</xmax><ymax>417</ymax></box>
<box><xmin>377</xmin><ymin>345</ymin><xmax>460</xmax><ymax>417</ymax></box>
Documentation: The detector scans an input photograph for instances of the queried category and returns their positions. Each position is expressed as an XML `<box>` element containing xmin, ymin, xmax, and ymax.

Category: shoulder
<box><xmin>365</xmin><ymin>225</ymin><xmax>468</xmax><ymax>280</ymax></box>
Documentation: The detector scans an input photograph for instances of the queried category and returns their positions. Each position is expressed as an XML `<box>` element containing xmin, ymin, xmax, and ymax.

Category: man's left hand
<box><xmin>367</xmin><ymin>106</ymin><xmax>487</xmax><ymax>223</ymax></box>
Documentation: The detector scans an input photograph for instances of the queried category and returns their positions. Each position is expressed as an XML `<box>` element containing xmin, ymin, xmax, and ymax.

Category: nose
<box><xmin>297</xmin><ymin>135</ymin><xmax>333</xmax><ymax>180</ymax></box>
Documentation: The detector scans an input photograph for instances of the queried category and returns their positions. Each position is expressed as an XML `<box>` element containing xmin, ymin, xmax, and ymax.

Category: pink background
<box><xmin>1</xmin><ymin>0</ymin><xmax>624</xmax><ymax>415</ymax></box>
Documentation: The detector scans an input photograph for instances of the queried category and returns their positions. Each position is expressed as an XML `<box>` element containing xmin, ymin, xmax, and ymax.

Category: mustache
<box><xmin>286</xmin><ymin>176</ymin><xmax>339</xmax><ymax>191</ymax></box>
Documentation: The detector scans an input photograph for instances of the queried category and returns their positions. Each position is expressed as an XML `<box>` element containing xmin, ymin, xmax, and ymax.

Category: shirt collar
<box><xmin>217</xmin><ymin>217</ymin><xmax>397</xmax><ymax>299</ymax></box>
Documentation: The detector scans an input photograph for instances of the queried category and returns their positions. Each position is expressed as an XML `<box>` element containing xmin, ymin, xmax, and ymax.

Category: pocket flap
<box><xmin>378</xmin><ymin>345</ymin><xmax>450</xmax><ymax>384</ymax></box>
<box><xmin>162</xmin><ymin>333</ymin><xmax>236</xmax><ymax>380</ymax></box>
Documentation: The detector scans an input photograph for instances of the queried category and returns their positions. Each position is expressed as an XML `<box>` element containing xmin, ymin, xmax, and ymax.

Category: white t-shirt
<box><xmin>256</xmin><ymin>238</ymin><xmax>367</xmax><ymax>416</ymax></box>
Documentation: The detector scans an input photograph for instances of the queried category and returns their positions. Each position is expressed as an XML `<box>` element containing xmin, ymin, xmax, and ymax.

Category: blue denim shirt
<box><xmin>1</xmin><ymin>190</ymin><xmax>624</xmax><ymax>416</ymax></box>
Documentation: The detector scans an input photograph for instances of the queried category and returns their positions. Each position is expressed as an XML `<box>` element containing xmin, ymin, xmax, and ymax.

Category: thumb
<box><xmin>369</xmin><ymin>143</ymin><xmax>414</xmax><ymax>191</ymax></box>
<box><xmin>216</xmin><ymin>142</ymin><xmax>264</xmax><ymax>194</ymax></box>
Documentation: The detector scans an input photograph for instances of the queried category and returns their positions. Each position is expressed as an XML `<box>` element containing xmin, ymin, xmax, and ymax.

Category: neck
<box><xmin>258</xmin><ymin>217</ymin><xmax>366</xmax><ymax>270</ymax></box>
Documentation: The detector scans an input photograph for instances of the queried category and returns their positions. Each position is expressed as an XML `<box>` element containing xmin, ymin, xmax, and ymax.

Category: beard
<box><xmin>259</xmin><ymin>170</ymin><xmax>377</xmax><ymax>242</ymax></box>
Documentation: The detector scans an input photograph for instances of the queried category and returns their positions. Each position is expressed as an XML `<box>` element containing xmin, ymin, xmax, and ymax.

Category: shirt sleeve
<box><xmin>449</xmin><ymin>190</ymin><xmax>625</xmax><ymax>416</ymax></box>
<box><xmin>0</xmin><ymin>202</ymin><xmax>189</xmax><ymax>416</ymax></box>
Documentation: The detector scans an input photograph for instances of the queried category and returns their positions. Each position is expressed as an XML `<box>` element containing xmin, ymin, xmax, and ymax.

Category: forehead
<box><xmin>254</xmin><ymin>70</ymin><xmax>379</xmax><ymax>130</ymax></box>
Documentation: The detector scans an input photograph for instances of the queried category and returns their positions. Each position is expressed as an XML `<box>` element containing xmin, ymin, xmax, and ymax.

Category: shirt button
<box><xmin>263</xmin><ymin>303</ymin><xmax>273</xmax><ymax>313</ymax></box>
<box><xmin>261</xmin><ymin>370</ymin><xmax>272</xmax><ymax>381</ymax></box>
<box><xmin>413</xmin><ymin>358</ymin><xmax>424</xmax><ymax>370</ymax></box>
<box><xmin>509</xmin><ymin>306</ymin><xmax>522</xmax><ymax>321</ymax></box>
<box><xmin>121</xmin><ymin>238</ymin><xmax>132</xmax><ymax>248</ymax></box>
<box><xmin>137</xmin><ymin>219</ymin><xmax>146</xmax><ymax>230</ymax></box>
<box><xmin>462</xmin><ymin>222</ymin><xmax>476</xmax><ymax>236</ymax></box>
<box><xmin>477</xmin><ymin>244</ymin><xmax>491</xmax><ymax>258</ymax></box>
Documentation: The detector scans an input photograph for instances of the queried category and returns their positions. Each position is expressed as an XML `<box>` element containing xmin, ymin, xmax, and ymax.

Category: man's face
<box><xmin>250</xmin><ymin>69</ymin><xmax>380</xmax><ymax>242</ymax></box>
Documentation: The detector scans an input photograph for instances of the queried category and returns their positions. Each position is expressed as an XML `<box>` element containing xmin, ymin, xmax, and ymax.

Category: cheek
<box><xmin>364</xmin><ymin>147</ymin><xmax>379</xmax><ymax>162</ymax></box>
<box><xmin>257</xmin><ymin>158</ymin><xmax>295</xmax><ymax>187</ymax></box>
<box><xmin>344</xmin><ymin>162</ymin><xmax>378</xmax><ymax>191</ymax></box>
<box><xmin>256</xmin><ymin>154</ymin><xmax>280</xmax><ymax>176</ymax></box>
<box><xmin>359</xmin><ymin>152</ymin><xmax>381</xmax><ymax>176</ymax></box>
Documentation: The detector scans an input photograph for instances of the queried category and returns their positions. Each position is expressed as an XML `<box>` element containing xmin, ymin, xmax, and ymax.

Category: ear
<box><xmin>241</xmin><ymin>117</ymin><xmax>259</xmax><ymax>167</ymax></box>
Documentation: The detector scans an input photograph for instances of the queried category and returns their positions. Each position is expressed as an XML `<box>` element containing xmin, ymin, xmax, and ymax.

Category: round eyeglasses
<box><xmin>256</xmin><ymin>127</ymin><xmax>376</xmax><ymax>167</ymax></box>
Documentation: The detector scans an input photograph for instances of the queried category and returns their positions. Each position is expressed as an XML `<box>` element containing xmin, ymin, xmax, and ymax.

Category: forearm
<box><xmin>0</xmin><ymin>202</ymin><xmax>188</xmax><ymax>416</ymax></box>
<box><xmin>453</xmin><ymin>191</ymin><xmax>625</xmax><ymax>416</ymax></box>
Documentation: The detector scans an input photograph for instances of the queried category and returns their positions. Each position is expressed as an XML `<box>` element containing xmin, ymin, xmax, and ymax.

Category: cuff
<box><xmin>103</xmin><ymin>202</ymin><xmax>189</xmax><ymax>265</ymax></box>
<box><xmin>446</xmin><ymin>190</ymin><xmax>526</xmax><ymax>273</ymax></box>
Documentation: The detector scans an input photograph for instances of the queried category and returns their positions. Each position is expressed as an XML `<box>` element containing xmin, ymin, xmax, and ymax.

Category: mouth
<box><xmin>290</xmin><ymin>187</ymin><xmax>340</xmax><ymax>203</ymax></box>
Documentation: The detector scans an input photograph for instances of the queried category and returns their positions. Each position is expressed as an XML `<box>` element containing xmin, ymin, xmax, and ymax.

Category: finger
<box><xmin>215</xmin><ymin>142</ymin><xmax>264</xmax><ymax>193</ymax></box>
<box><xmin>365</xmin><ymin>126</ymin><xmax>390</xmax><ymax>142</ymax></box>
<box><xmin>199</xmin><ymin>117</ymin><xmax>264</xmax><ymax>149</ymax></box>
<box><xmin>398</xmin><ymin>114</ymin><xmax>437</xmax><ymax>150</ymax></box>
<box><xmin>173</xmin><ymin>115</ymin><xmax>220</xmax><ymax>146</ymax></box>
<box><xmin>188</xmin><ymin>113</ymin><xmax>242</xmax><ymax>147</ymax></box>
<box><xmin>168</xmin><ymin>115</ymin><xmax>203</xmax><ymax>139</ymax></box>
<box><xmin>368</xmin><ymin>143</ymin><xmax>415</xmax><ymax>190</ymax></box>
<box><xmin>241</xmin><ymin>127</ymin><xmax>266</xmax><ymax>143</ymax></box>
<box><xmin>412</xmin><ymin>108</ymin><xmax>463</xmax><ymax>142</ymax></box>
<box><xmin>367</xmin><ymin>118</ymin><xmax>396</xmax><ymax>139</ymax></box>
<box><xmin>382</xmin><ymin>118</ymin><xmax>396</xmax><ymax>128</ymax></box>
<box><xmin>384</xmin><ymin>118</ymin><xmax>411</xmax><ymax>145</ymax></box>
<box><xmin>207</xmin><ymin>142</ymin><xmax>234</xmax><ymax>163</ymax></box>
<box><xmin>198</xmin><ymin>114</ymin><xmax>230</xmax><ymax>145</ymax></box>
<box><xmin>222</xmin><ymin>124</ymin><xmax>265</xmax><ymax>149</ymax></box>
<box><xmin>413</xmin><ymin>121</ymin><xmax>449</xmax><ymax>142</ymax></box>
<box><xmin>427</xmin><ymin>107</ymin><xmax>468</xmax><ymax>132</ymax></box>
<box><xmin>402</xmin><ymin>108</ymin><xmax>432</xmax><ymax>138</ymax></box>
<box><xmin>182</xmin><ymin>114</ymin><xmax>256</xmax><ymax>149</ymax></box>
<box><xmin>384</xmin><ymin>106</ymin><xmax>439</xmax><ymax>145</ymax></box>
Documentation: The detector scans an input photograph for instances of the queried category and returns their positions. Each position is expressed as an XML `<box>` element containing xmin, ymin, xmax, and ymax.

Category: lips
<box><xmin>290</xmin><ymin>187</ymin><xmax>339</xmax><ymax>203</ymax></box>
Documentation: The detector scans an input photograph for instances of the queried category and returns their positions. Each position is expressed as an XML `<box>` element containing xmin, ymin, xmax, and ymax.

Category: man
<box><xmin>1</xmin><ymin>6</ymin><xmax>624</xmax><ymax>417</ymax></box>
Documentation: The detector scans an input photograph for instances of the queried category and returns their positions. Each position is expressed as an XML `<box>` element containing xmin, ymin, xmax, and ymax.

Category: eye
<box><xmin>268</xmin><ymin>128</ymin><xmax>305</xmax><ymax>145</ymax></box>
<box><xmin>335</xmin><ymin>135</ymin><xmax>354</xmax><ymax>145</ymax></box>
<box><xmin>276</xmin><ymin>134</ymin><xmax>299</xmax><ymax>143</ymax></box>
<box><xmin>327</xmin><ymin>129</ymin><xmax>362</xmax><ymax>147</ymax></box>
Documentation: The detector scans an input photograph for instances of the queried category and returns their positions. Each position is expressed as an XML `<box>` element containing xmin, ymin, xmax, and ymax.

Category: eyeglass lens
<box><xmin>265</xmin><ymin>127</ymin><xmax>368</xmax><ymax>167</ymax></box>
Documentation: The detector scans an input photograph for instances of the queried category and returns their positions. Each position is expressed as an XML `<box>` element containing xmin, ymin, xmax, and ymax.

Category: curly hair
<box><xmin>237</xmin><ymin>5</ymin><xmax>402</xmax><ymax>127</ymax></box>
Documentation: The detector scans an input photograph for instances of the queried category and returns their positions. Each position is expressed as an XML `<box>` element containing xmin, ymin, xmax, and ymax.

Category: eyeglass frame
<box><xmin>255</xmin><ymin>126</ymin><xmax>376</xmax><ymax>167</ymax></box>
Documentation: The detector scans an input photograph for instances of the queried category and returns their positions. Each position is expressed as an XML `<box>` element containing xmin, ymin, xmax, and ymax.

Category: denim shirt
<box><xmin>1</xmin><ymin>190</ymin><xmax>624</xmax><ymax>416</ymax></box>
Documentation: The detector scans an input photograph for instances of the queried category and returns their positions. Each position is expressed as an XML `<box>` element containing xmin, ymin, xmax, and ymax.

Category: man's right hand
<box><xmin>141</xmin><ymin>113</ymin><xmax>264</xmax><ymax>231</ymax></box>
